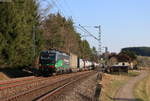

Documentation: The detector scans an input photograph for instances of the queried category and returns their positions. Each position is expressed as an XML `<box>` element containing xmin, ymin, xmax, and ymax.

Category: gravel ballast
<box><xmin>52</xmin><ymin>73</ymin><xmax>98</xmax><ymax>101</ymax></box>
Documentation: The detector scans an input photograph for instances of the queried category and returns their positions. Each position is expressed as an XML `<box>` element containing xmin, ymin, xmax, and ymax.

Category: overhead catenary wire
<box><xmin>50</xmin><ymin>0</ymin><xmax>65</xmax><ymax>16</ymax></box>
<box><xmin>79</xmin><ymin>24</ymin><xmax>99</xmax><ymax>41</ymax></box>
<box><xmin>54</xmin><ymin>0</ymin><xmax>68</xmax><ymax>16</ymax></box>
<box><xmin>74</xmin><ymin>26</ymin><xmax>89</xmax><ymax>35</ymax></box>
<box><xmin>76</xmin><ymin>24</ymin><xmax>102</xmax><ymax>55</ymax></box>
<box><xmin>38</xmin><ymin>0</ymin><xmax>52</xmax><ymax>17</ymax></box>
<box><xmin>52</xmin><ymin>0</ymin><xmax>79</xmax><ymax>24</ymax></box>
<box><xmin>39</xmin><ymin>0</ymin><xmax>80</xmax><ymax>25</ymax></box>
<box><xmin>62</xmin><ymin>0</ymin><xmax>77</xmax><ymax>21</ymax></box>
<box><xmin>50</xmin><ymin>0</ymin><xmax>74</xmax><ymax>19</ymax></box>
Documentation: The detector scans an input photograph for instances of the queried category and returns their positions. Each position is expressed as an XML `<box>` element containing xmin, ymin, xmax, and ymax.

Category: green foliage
<box><xmin>0</xmin><ymin>0</ymin><xmax>43</xmax><ymax>68</ymax></box>
<box><xmin>90</xmin><ymin>47</ymin><xmax>98</xmax><ymax>62</ymax></box>
<box><xmin>79</xmin><ymin>40</ymin><xmax>92</xmax><ymax>59</ymax></box>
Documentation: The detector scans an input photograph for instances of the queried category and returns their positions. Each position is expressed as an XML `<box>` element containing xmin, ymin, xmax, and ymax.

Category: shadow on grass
<box><xmin>108</xmin><ymin>71</ymin><xmax>140</xmax><ymax>77</ymax></box>
<box><xmin>107</xmin><ymin>95</ymin><xmax>143</xmax><ymax>101</ymax></box>
<box><xmin>0</xmin><ymin>68</ymin><xmax>33</xmax><ymax>78</ymax></box>
<box><xmin>113</xmin><ymin>98</ymin><xmax>144</xmax><ymax>101</ymax></box>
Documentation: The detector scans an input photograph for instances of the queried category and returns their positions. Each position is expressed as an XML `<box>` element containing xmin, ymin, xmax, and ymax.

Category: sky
<box><xmin>42</xmin><ymin>0</ymin><xmax>150</xmax><ymax>53</ymax></box>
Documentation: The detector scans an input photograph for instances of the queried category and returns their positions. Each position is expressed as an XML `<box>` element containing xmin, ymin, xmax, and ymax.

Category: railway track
<box><xmin>36</xmin><ymin>72</ymin><xmax>95</xmax><ymax>101</ymax></box>
<box><xmin>0</xmin><ymin>71</ymin><xmax>95</xmax><ymax>101</ymax></box>
<box><xmin>0</xmin><ymin>72</ymin><xmax>82</xmax><ymax>98</ymax></box>
<box><xmin>0</xmin><ymin>76</ymin><xmax>43</xmax><ymax>87</ymax></box>
<box><xmin>0</xmin><ymin>76</ymin><xmax>35</xmax><ymax>86</ymax></box>
<box><xmin>0</xmin><ymin>76</ymin><xmax>50</xmax><ymax>99</ymax></box>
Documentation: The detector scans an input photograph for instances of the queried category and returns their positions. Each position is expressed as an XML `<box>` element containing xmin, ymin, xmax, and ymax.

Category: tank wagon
<box><xmin>39</xmin><ymin>50</ymin><xmax>99</xmax><ymax>76</ymax></box>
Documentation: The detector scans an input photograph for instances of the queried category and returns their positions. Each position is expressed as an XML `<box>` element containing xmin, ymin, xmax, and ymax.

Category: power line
<box><xmin>40</xmin><ymin>0</ymin><xmax>79</xmax><ymax>24</ymax></box>
<box><xmin>77</xmin><ymin>24</ymin><xmax>102</xmax><ymax>55</ymax></box>
<box><xmin>74</xmin><ymin>26</ymin><xmax>89</xmax><ymax>35</ymax></box>
<box><xmin>51</xmin><ymin>0</ymin><xmax>74</xmax><ymax>19</ymax></box>
<box><xmin>62</xmin><ymin>0</ymin><xmax>77</xmax><ymax>20</ymax></box>
<box><xmin>54</xmin><ymin>0</ymin><xmax>68</xmax><ymax>16</ymax></box>
<box><xmin>79</xmin><ymin>24</ymin><xmax>99</xmax><ymax>41</ymax></box>
<box><xmin>38</xmin><ymin>0</ymin><xmax>52</xmax><ymax>15</ymax></box>
<box><xmin>94</xmin><ymin>25</ymin><xmax>102</xmax><ymax>55</ymax></box>
<box><xmin>50</xmin><ymin>0</ymin><xmax>65</xmax><ymax>16</ymax></box>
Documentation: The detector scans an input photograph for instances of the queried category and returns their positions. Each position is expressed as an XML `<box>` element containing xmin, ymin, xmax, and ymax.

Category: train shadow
<box><xmin>0</xmin><ymin>68</ymin><xmax>33</xmax><ymax>78</ymax></box>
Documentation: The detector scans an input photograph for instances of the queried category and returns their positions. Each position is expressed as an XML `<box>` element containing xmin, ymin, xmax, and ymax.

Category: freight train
<box><xmin>38</xmin><ymin>50</ymin><xmax>99</xmax><ymax>76</ymax></box>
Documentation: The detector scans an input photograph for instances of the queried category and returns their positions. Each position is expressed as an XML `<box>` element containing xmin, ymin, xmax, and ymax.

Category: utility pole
<box><xmin>78</xmin><ymin>24</ymin><xmax>102</xmax><ymax>60</ymax></box>
<box><xmin>94</xmin><ymin>25</ymin><xmax>102</xmax><ymax>101</ymax></box>
<box><xmin>32</xmin><ymin>26</ymin><xmax>36</xmax><ymax>61</ymax></box>
<box><xmin>78</xmin><ymin>25</ymin><xmax>103</xmax><ymax>101</ymax></box>
<box><xmin>94</xmin><ymin>25</ymin><xmax>101</xmax><ymax>56</ymax></box>
<box><xmin>103</xmin><ymin>46</ymin><xmax>108</xmax><ymax>65</ymax></box>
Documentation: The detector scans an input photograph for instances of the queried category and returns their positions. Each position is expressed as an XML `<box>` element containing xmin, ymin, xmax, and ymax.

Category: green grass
<box><xmin>109</xmin><ymin>80</ymin><xmax>127</xmax><ymax>100</ymax></box>
<box><xmin>110</xmin><ymin>70</ymin><xmax>141</xmax><ymax>77</ymax></box>
<box><xmin>101</xmin><ymin>70</ymin><xmax>141</xmax><ymax>101</ymax></box>
<box><xmin>127</xmin><ymin>71</ymin><xmax>141</xmax><ymax>77</ymax></box>
<box><xmin>101</xmin><ymin>76</ymin><xmax>130</xmax><ymax>101</ymax></box>
<box><xmin>134</xmin><ymin>73</ymin><xmax>150</xmax><ymax>101</ymax></box>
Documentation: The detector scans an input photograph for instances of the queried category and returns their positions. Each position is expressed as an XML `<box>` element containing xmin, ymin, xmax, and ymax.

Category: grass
<box><xmin>109</xmin><ymin>70</ymin><xmax>141</xmax><ymax>77</ymax></box>
<box><xmin>108</xmin><ymin>80</ymin><xmax>127</xmax><ymax>101</ymax></box>
<box><xmin>134</xmin><ymin>72</ymin><xmax>150</xmax><ymax>101</ymax></box>
<box><xmin>0</xmin><ymin>72</ymin><xmax>9</xmax><ymax>80</ymax></box>
<box><xmin>127</xmin><ymin>70</ymin><xmax>141</xmax><ymax>77</ymax></box>
<box><xmin>101</xmin><ymin>70</ymin><xmax>141</xmax><ymax>101</ymax></box>
<box><xmin>101</xmin><ymin>74</ymin><xmax>130</xmax><ymax>101</ymax></box>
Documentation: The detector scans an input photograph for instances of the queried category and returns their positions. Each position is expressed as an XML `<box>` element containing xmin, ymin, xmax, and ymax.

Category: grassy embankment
<box><xmin>101</xmin><ymin>70</ymin><xmax>141</xmax><ymax>101</ymax></box>
<box><xmin>0</xmin><ymin>72</ymin><xmax>9</xmax><ymax>80</ymax></box>
<box><xmin>134</xmin><ymin>70</ymin><xmax>150</xmax><ymax>101</ymax></box>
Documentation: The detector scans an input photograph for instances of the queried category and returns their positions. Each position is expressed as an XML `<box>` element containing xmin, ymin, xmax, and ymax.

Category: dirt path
<box><xmin>114</xmin><ymin>70</ymin><xmax>148</xmax><ymax>101</ymax></box>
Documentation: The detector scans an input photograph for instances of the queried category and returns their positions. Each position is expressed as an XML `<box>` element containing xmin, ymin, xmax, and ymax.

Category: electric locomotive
<box><xmin>39</xmin><ymin>50</ymin><xmax>70</xmax><ymax>75</ymax></box>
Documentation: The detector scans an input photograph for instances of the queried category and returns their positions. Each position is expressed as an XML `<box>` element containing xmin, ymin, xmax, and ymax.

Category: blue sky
<box><xmin>43</xmin><ymin>0</ymin><xmax>150</xmax><ymax>53</ymax></box>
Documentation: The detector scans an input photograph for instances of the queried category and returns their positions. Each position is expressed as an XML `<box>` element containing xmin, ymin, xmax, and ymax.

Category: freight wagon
<box><xmin>77</xmin><ymin>59</ymin><xmax>85</xmax><ymax>71</ymax></box>
<box><xmin>70</xmin><ymin>53</ymin><xmax>78</xmax><ymax>72</ymax></box>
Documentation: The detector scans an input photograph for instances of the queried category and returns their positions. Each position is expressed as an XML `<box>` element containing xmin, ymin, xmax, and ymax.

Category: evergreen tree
<box><xmin>0</xmin><ymin>0</ymin><xmax>43</xmax><ymax>68</ymax></box>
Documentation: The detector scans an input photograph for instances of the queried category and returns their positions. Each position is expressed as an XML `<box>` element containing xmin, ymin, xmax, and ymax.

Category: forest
<box><xmin>0</xmin><ymin>0</ymin><xmax>98</xmax><ymax>69</ymax></box>
<box><xmin>122</xmin><ymin>47</ymin><xmax>150</xmax><ymax>57</ymax></box>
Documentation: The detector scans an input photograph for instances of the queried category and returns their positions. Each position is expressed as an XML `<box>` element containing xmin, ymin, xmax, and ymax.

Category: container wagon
<box><xmin>77</xmin><ymin>58</ymin><xmax>85</xmax><ymax>71</ymax></box>
<box><xmin>70</xmin><ymin>53</ymin><xmax>79</xmax><ymax>72</ymax></box>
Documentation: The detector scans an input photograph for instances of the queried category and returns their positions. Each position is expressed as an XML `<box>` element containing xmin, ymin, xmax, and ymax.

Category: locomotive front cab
<box><xmin>39</xmin><ymin>51</ymin><xmax>56</xmax><ymax>75</ymax></box>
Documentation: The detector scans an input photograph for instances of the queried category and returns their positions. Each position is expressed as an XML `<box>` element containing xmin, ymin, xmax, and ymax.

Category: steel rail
<box><xmin>36</xmin><ymin>72</ymin><xmax>94</xmax><ymax>101</ymax></box>
<box><xmin>2</xmin><ymin>71</ymin><xmax>94</xmax><ymax>101</ymax></box>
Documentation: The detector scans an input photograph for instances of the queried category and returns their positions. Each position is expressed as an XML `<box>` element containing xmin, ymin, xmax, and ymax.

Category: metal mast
<box><xmin>94</xmin><ymin>25</ymin><xmax>101</xmax><ymax>55</ymax></box>
<box><xmin>78</xmin><ymin>24</ymin><xmax>102</xmax><ymax>56</ymax></box>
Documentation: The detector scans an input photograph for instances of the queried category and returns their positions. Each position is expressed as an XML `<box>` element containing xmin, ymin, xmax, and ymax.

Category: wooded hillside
<box><xmin>0</xmin><ymin>0</ymin><xmax>98</xmax><ymax>69</ymax></box>
<box><xmin>122</xmin><ymin>47</ymin><xmax>150</xmax><ymax>56</ymax></box>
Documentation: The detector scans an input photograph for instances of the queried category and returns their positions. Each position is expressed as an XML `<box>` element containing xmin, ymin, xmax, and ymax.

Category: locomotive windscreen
<box><xmin>40</xmin><ymin>52</ymin><xmax>56</xmax><ymax>64</ymax></box>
